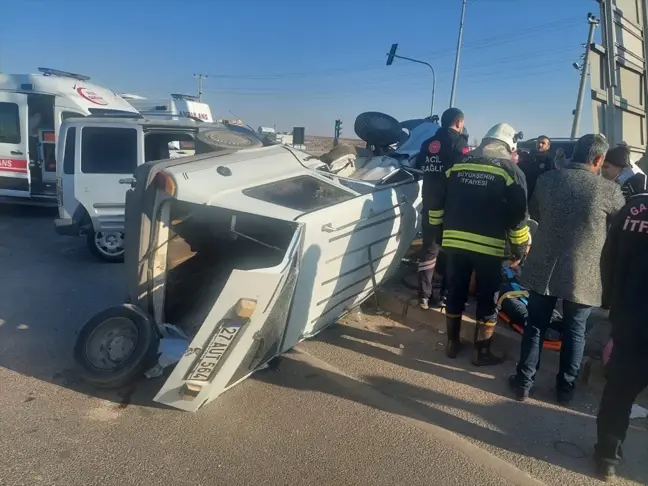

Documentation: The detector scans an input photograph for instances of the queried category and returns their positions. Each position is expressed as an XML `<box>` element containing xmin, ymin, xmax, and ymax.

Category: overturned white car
<box><xmin>73</xmin><ymin>112</ymin><xmax>444</xmax><ymax>412</ymax></box>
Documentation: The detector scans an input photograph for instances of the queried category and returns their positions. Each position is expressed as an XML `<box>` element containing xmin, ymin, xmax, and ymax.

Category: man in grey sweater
<box><xmin>509</xmin><ymin>134</ymin><xmax>626</xmax><ymax>404</ymax></box>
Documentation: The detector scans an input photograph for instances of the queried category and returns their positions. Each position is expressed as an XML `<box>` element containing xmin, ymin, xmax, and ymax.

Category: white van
<box><xmin>54</xmin><ymin>115</ymin><xmax>265</xmax><ymax>262</ymax></box>
<box><xmin>0</xmin><ymin>67</ymin><xmax>139</xmax><ymax>205</ymax></box>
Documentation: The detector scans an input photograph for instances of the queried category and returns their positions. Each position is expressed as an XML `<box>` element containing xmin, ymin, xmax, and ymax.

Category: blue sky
<box><xmin>1</xmin><ymin>0</ymin><xmax>599</xmax><ymax>140</ymax></box>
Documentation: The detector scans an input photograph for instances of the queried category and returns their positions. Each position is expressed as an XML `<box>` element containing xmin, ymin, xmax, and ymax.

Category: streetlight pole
<box><xmin>385</xmin><ymin>44</ymin><xmax>436</xmax><ymax>117</ymax></box>
<box><xmin>449</xmin><ymin>0</ymin><xmax>467</xmax><ymax>108</ymax></box>
<box><xmin>571</xmin><ymin>13</ymin><xmax>599</xmax><ymax>139</ymax></box>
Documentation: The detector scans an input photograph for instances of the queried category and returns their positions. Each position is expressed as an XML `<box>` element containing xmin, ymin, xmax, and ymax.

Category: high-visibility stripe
<box><xmin>428</xmin><ymin>209</ymin><xmax>444</xmax><ymax>225</ymax></box>
<box><xmin>497</xmin><ymin>290</ymin><xmax>529</xmax><ymax>306</ymax></box>
<box><xmin>508</xmin><ymin>226</ymin><xmax>529</xmax><ymax>237</ymax></box>
<box><xmin>443</xmin><ymin>230</ymin><xmax>506</xmax><ymax>249</ymax></box>
<box><xmin>508</xmin><ymin>225</ymin><xmax>530</xmax><ymax>244</ymax></box>
<box><xmin>446</xmin><ymin>162</ymin><xmax>514</xmax><ymax>186</ymax></box>
<box><xmin>478</xmin><ymin>320</ymin><xmax>497</xmax><ymax>327</ymax></box>
<box><xmin>442</xmin><ymin>238</ymin><xmax>506</xmax><ymax>257</ymax></box>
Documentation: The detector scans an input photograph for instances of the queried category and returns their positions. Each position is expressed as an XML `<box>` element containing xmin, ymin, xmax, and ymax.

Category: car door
<box><xmin>280</xmin><ymin>172</ymin><xmax>422</xmax><ymax>353</ymax></box>
<box><xmin>75</xmin><ymin>123</ymin><xmax>142</xmax><ymax>232</ymax></box>
<box><xmin>153</xmin><ymin>224</ymin><xmax>304</xmax><ymax>412</ymax></box>
<box><xmin>0</xmin><ymin>92</ymin><xmax>30</xmax><ymax>196</ymax></box>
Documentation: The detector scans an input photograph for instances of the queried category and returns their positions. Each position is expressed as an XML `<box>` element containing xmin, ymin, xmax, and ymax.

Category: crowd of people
<box><xmin>414</xmin><ymin>108</ymin><xmax>648</xmax><ymax>482</ymax></box>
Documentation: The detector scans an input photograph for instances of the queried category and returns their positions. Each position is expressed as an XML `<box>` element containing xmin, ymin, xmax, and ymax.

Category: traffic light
<box><xmin>386</xmin><ymin>43</ymin><xmax>398</xmax><ymax>66</ymax></box>
<box><xmin>334</xmin><ymin>119</ymin><xmax>343</xmax><ymax>140</ymax></box>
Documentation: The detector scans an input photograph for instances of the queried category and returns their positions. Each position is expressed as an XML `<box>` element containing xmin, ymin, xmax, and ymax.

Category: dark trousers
<box><xmin>595</xmin><ymin>341</ymin><xmax>648</xmax><ymax>465</ymax></box>
<box><xmin>418</xmin><ymin>218</ymin><xmax>445</xmax><ymax>299</ymax></box>
<box><xmin>515</xmin><ymin>292</ymin><xmax>592</xmax><ymax>392</ymax></box>
<box><xmin>445</xmin><ymin>251</ymin><xmax>501</xmax><ymax>322</ymax></box>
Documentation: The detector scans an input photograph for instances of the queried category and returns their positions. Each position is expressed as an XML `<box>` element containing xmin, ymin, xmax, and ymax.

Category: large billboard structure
<box><xmin>590</xmin><ymin>0</ymin><xmax>648</xmax><ymax>162</ymax></box>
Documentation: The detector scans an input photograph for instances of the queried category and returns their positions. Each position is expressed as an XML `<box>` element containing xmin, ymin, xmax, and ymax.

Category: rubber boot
<box><xmin>472</xmin><ymin>321</ymin><xmax>505</xmax><ymax>367</ymax></box>
<box><xmin>445</xmin><ymin>315</ymin><xmax>462</xmax><ymax>359</ymax></box>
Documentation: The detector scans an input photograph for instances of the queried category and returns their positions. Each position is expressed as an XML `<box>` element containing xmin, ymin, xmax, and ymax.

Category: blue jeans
<box><xmin>515</xmin><ymin>292</ymin><xmax>592</xmax><ymax>393</ymax></box>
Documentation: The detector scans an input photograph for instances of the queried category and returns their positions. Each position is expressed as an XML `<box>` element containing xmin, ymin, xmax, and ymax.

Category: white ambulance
<box><xmin>120</xmin><ymin>93</ymin><xmax>213</xmax><ymax>157</ymax></box>
<box><xmin>0</xmin><ymin>67</ymin><xmax>138</xmax><ymax>205</ymax></box>
<box><xmin>120</xmin><ymin>93</ymin><xmax>213</xmax><ymax>123</ymax></box>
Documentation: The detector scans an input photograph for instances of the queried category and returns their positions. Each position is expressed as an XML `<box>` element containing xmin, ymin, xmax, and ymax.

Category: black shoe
<box><xmin>557</xmin><ymin>390</ymin><xmax>573</xmax><ymax>406</ymax></box>
<box><xmin>508</xmin><ymin>375</ymin><xmax>529</xmax><ymax>402</ymax></box>
<box><xmin>472</xmin><ymin>345</ymin><xmax>506</xmax><ymax>367</ymax></box>
<box><xmin>595</xmin><ymin>461</ymin><xmax>616</xmax><ymax>482</ymax></box>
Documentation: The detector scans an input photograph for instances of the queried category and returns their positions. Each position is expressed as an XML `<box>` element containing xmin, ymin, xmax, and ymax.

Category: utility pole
<box><xmin>449</xmin><ymin>0</ymin><xmax>467</xmax><ymax>108</ymax></box>
<box><xmin>193</xmin><ymin>73</ymin><xmax>208</xmax><ymax>101</ymax></box>
<box><xmin>571</xmin><ymin>13</ymin><xmax>600</xmax><ymax>139</ymax></box>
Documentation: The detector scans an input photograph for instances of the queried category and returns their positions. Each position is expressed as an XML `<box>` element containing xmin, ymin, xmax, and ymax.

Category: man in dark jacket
<box><xmin>415</xmin><ymin>108</ymin><xmax>469</xmax><ymax>309</ymax></box>
<box><xmin>509</xmin><ymin>134</ymin><xmax>626</xmax><ymax>404</ymax></box>
<box><xmin>440</xmin><ymin>123</ymin><xmax>529</xmax><ymax>366</ymax></box>
<box><xmin>517</xmin><ymin>136</ymin><xmax>556</xmax><ymax>215</ymax></box>
<box><xmin>601</xmin><ymin>144</ymin><xmax>647</xmax><ymax>200</ymax></box>
<box><xmin>594</xmin><ymin>192</ymin><xmax>648</xmax><ymax>481</ymax></box>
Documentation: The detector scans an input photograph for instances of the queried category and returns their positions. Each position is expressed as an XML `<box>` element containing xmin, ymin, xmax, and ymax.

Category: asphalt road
<box><xmin>1</xmin><ymin>205</ymin><xmax>646</xmax><ymax>486</ymax></box>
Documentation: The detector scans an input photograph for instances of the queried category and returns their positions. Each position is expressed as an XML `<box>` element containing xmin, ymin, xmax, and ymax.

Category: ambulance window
<box><xmin>0</xmin><ymin>102</ymin><xmax>21</xmax><ymax>144</ymax></box>
<box><xmin>63</xmin><ymin>128</ymin><xmax>76</xmax><ymax>174</ymax></box>
<box><xmin>81</xmin><ymin>127</ymin><xmax>137</xmax><ymax>174</ymax></box>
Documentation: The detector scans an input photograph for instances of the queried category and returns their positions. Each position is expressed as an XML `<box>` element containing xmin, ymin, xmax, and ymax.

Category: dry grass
<box><xmin>304</xmin><ymin>136</ymin><xmax>367</xmax><ymax>156</ymax></box>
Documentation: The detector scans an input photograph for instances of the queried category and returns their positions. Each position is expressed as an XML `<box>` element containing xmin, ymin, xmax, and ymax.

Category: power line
<box><xmin>207</xmin><ymin>66</ymin><xmax>569</xmax><ymax>99</ymax></box>
<box><xmin>206</xmin><ymin>55</ymin><xmax>577</xmax><ymax>94</ymax></box>
<box><xmin>204</xmin><ymin>15</ymin><xmax>581</xmax><ymax>81</ymax></box>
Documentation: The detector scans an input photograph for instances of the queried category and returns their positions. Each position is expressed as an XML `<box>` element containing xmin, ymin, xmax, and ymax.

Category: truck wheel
<box><xmin>354</xmin><ymin>112</ymin><xmax>403</xmax><ymax>147</ymax></box>
<box><xmin>195</xmin><ymin>128</ymin><xmax>263</xmax><ymax>153</ymax></box>
<box><xmin>74</xmin><ymin>304</ymin><xmax>159</xmax><ymax>389</ymax></box>
<box><xmin>88</xmin><ymin>231</ymin><xmax>124</xmax><ymax>263</ymax></box>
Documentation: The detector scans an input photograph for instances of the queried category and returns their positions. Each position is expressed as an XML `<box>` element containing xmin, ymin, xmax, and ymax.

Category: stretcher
<box><xmin>498</xmin><ymin>265</ymin><xmax>563</xmax><ymax>351</ymax></box>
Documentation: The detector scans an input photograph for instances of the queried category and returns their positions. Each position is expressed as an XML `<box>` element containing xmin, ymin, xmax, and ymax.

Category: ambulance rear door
<box><xmin>0</xmin><ymin>92</ymin><xmax>30</xmax><ymax>197</ymax></box>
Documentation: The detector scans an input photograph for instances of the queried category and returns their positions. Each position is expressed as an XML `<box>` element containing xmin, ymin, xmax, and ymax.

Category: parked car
<box><xmin>73</xmin><ymin>112</ymin><xmax>439</xmax><ymax>412</ymax></box>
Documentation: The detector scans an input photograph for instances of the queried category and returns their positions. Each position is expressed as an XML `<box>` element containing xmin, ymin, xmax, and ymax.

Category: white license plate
<box><xmin>187</xmin><ymin>324</ymin><xmax>242</xmax><ymax>382</ymax></box>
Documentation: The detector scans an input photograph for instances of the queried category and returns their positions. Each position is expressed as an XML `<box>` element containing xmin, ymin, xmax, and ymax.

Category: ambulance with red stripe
<box><xmin>0</xmin><ymin>67</ymin><xmax>138</xmax><ymax>205</ymax></box>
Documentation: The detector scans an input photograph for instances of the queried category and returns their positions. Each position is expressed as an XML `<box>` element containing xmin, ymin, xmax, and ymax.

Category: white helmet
<box><xmin>483</xmin><ymin>123</ymin><xmax>524</xmax><ymax>153</ymax></box>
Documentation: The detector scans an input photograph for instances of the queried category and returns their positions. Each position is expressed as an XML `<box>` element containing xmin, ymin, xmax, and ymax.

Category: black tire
<box><xmin>354</xmin><ymin>112</ymin><xmax>403</xmax><ymax>147</ymax></box>
<box><xmin>74</xmin><ymin>304</ymin><xmax>159</xmax><ymax>388</ymax></box>
<box><xmin>195</xmin><ymin>128</ymin><xmax>263</xmax><ymax>154</ymax></box>
<box><xmin>87</xmin><ymin>231</ymin><xmax>124</xmax><ymax>263</ymax></box>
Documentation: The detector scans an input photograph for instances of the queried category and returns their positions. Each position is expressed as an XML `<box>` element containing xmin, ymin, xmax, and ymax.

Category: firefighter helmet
<box><xmin>483</xmin><ymin>123</ymin><xmax>524</xmax><ymax>153</ymax></box>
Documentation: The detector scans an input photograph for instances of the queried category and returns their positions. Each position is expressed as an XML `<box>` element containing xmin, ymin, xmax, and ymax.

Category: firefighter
<box><xmin>415</xmin><ymin>108</ymin><xmax>469</xmax><ymax>309</ymax></box>
<box><xmin>441</xmin><ymin>123</ymin><xmax>530</xmax><ymax>366</ymax></box>
<box><xmin>594</xmin><ymin>192</ymin><xmax>648</xmax><ymax>481</ymax></box>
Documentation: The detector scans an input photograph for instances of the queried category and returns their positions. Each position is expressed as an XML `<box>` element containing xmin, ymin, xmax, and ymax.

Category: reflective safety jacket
<box><xmin>415</xmin><ymin>127</ymin><xmax>469</xmax><ymax>230</ymax></box>
<box><xmin>439</xmin><ymin>143</ymin><xmax>530</xmax><ymax>259</ymax></box>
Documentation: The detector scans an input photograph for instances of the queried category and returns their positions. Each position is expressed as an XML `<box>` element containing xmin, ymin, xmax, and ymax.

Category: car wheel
<box><xmin>74</xmin><ymin>304</ymin><xmax>159</xmax><ymax>388</ymax></box>
<box><xmin>195</xmin><ymin>128</ymin><xmax>263</xmax><ymax>153</ymax></box>
<box><xmin>87</xmin><ymin>231</ymin><xmax>125</xmax><ymax>263</ymax></box>
<box><xmin>354</xmin><ymin>112</ymin><xmax>403</xmax><ymax>147</ymax></box>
